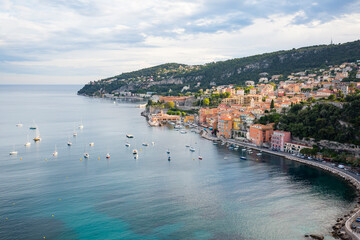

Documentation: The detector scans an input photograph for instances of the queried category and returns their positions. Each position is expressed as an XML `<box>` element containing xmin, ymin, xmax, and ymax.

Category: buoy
<box><xmin>98</xmin><ymin>157</ymin><xmax>100</xmax><ymax>160</ymax></box>
<box><xmin>59</xmin><ymin>198</ymin><xmax>61</xmax><ymax>201</ymax></box>
<box><xmin>20</xmin><ymin>157</ymin><xmax>22</xmax><ymax>160</ymax></box>
<box><xmin>12</xmin><ymin>203</ymin><xmax>15</xmax><ymax>205</ymax></box>
<box><xmin>45</xmin><ymin>158</ymin><xmax>47</xmax><ymax>162</ymax></box>
<box><xmin>193</xmin><ymin>158</ymin><xmax>195</xmax><ymax>160</ymax></box>
<box><xmin>52</xmin><ymin>214</ymin><xmax>54</xmax><ymax>217</ymax></box>
<box><xmin>80</xmin><ymin>158</ymin><xmax>82</xmax><ymax>161</ymax></box>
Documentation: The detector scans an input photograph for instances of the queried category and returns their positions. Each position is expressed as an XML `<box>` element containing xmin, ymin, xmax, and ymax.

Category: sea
<box><xmin>0</xmin><ymin>85</ymin><xmax>356</xmax><ymax>240</ymax></box>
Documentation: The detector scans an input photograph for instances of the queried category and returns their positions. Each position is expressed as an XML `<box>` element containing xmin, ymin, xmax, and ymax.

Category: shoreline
<box><xmin>201</xmin><ymin>130</ymin><xmax>360</xmax><ymax>240</ymax></box>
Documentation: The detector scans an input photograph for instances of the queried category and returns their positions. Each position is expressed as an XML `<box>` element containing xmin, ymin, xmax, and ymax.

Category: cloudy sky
<box><xmin>1</xmin><ymin>0</ymin><xmax>360</xmax><ymax>84</ymax></box>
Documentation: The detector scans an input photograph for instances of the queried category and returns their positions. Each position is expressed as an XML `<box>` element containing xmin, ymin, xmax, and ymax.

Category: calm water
<box><xmin>0</xmin><ymin>85</ymin><xmax>356</xmax><ymax>240</ymax></box>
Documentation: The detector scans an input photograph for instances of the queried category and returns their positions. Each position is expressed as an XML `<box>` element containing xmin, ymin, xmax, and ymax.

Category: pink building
<box><xmin>271</xmin><ymin>130</ymin><xmax>291</xmax><ymax>151</ymax></box>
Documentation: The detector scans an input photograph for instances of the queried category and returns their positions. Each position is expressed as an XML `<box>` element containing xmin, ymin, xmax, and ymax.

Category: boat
<box><xmin>126</xmin><ymin>134</ymin><xmax>134</xmax><ymax>138</ymax></box>
<box><xmin>84</xmin><ymin>152</ymin><xmax>89</xmax><ymax>158</ymax></box>
<box><xmin>33</xmin><ymin>129</ymin><xmax>41</xmax><ymax>142</ymax></box>
<box><xmin>73</xmin><ymin>131</ymin><xmax>77</xmax><ymax>137</ymax></box>
<box><xmin>78</xmin><ymin>120</ymin><xmax>84</xmax><ymax>129</ymax></box>
<box><xmin>213</xmin><ymin>142</ymin><xmax>218</xmax><ymax>145</ymax></box>
<box><xmin>198</xmin><ymin>156</ymin><xmax>203</xmax><ymax>160</ymax></box>
<box><xmin>67</xmin><ymin>141</ymin><xmax>72</xmax><ymax>146</ymax></box>
<box><xmin>168</xmin><ymin>122</ymin><xmax>175</xmax><ymax>125</ymax></box>
<box><xmin>180</xmin><ymin>130</ymin><xmax>187</xmax><ymax>134</ymax></box>
<box><xmin>9</xmin><ymin>151</ymin><xmax>18</xmax><ymax>155</ymax></box>
<box><xmin>221</xmin><ymin>142</ymin><xmax>225</xmax><ymax>146</ymax></box>
<box><xmin>133</xmin><ymin>149</ymin><xmax>138</xmax><ymax>155</ymax></box>
<box><xmin>53</xmin><ymin>145</ymin><xmax>58</xmax><ymax>157</ymax></box>
<box><xmin>242</xmin><ymin>148</ymin><xmax>246</xmax><ymax>151</ymax></box>
<box><xmin>89</xmin><ymin>142</ymin><xmax>94</xmax><ymax>147</ymax></box>
<box><xmin>256</xmin><ymin>153</ymin><xmax>262</xmax><ymax>156</ymax></box>
<box><xmin>166</xmin><ymin>149</ymin><xmax>170</xmax><ymax>154</ymax></box>
<box><xmin>189</xmin><ymin>147</ymin><xmax>195</xmax><ymax>152</ymax></box>
<box><xmin>185</xmin><ymin>144</ymin><xmax>190</xmax><ymax>147</ymax></box>
<box><xmin>168</xmin><ymin>156</ymin><xmax>171</xmax><ymax>161</ymax></box>
<box><xmin>29</xmin><ymin>121</ymin><xmax>37</xmax><ymax>130</ymax></box>
<box><xmin>106</xmin><ymin>153</ymin><xmax>110</xmax><ymax>159</ymax></box>
<box><xmin>142</xmin><ymin>143</ymin><xmax>149</xmax><ymax>146</ymax></box>
<box><xmin>16</xmin><ymin>122</ymin><xmax>23</xmax><ymax>127</ymax></box>
<box><xmin>125</xmin><ymin>143</ymin><xmax>130</xmax><ymax>147</ymax></box>
<box><xmin>240</xmin><ymin>156</ymin><xmax>247</xmax><ymax>160</ymax></box>
<box><xmin>174</xmin><ymin>125</ymin><xmax>182</xmax><ymax>129</ymax></box>
<box><xmin>152</xmin><ymin>142</ymin><xmax>155</xmax><ymax>146</ymax></box>
<box><xmin>234</xmin><ymin>147</ymin><xmax>239</xmax><ymax>151</ymax></box>
<box><xmin>25</xmin><ymin>135</ymin><xmax>31</xmax><ymax>147</ymax></box>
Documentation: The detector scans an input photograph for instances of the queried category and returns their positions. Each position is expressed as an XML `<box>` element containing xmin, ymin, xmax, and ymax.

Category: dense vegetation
<box><xmin>78</xmin><ymin>40</ymin><xmax>360</xmax><ymax>96</ymax></box>
<box><xmin>258</xmin><ymin>95</ymin><xmax>360</xmax><ymax>145</ymax></box>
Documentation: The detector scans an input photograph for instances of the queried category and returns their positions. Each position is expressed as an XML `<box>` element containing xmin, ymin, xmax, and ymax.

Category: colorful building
<box><xmin>249</xmin><ymin>124</ymin><xmax>273</xmax><ymax>146</ymax></box>
<box><xmin>271</xmin><ymin>131</ymin><xmax>291</xmax><ymax>151</ymax></box>
<box><xmin>284</xmin><ymin>142</ymin><xmax>312</xmax><ymax>154</ymax></box>
<box><xmin>217</xmin><ymin>115</ymin><xmax>233</xmax><ymax>139</ymax></box>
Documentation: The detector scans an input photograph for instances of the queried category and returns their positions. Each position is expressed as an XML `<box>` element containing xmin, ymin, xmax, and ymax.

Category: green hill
<box><xmin>78</xmin><ymin>40</ymin><xmax>360</xmax><ymax>96</ymax></box>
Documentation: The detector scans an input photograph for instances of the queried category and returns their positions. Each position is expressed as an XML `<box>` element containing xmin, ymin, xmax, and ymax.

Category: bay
<box><xmin>0</xmin><ymin>85</ymin><xmax>355</xmax><ymax>240</ymax></box>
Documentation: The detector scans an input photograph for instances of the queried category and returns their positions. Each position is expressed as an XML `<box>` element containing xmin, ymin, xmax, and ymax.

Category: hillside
<box><xmin>78</xmin><ymin>40</ymin><xmax>360</xmax><ymax>96</ymax></box>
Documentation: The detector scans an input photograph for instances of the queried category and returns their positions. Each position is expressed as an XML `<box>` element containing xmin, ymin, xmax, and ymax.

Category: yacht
<box><xmin>53</xmin><ymin>146</ymin><xmax>58</xmax><ymax>157</ymax></box>
<box><xmin>198</xmin><ymin>156</ymin><xmax>203</xmax><ymax>160</ymax></box>
<box><xmin>29</xmin><ymin>121</ymin><xmax>37</xmax><ymax>130</ymax></box>
<box><xmin>67</xmin><ymin>137</ymin><xmax>72</xmax><ymax>146</ymax></box>
<box><xmin>73</xmin><ymin>131</ymin><xmax>77</xmax><ymax>137</ymax></box>
<box><xmin>126</xmin><ymin>134</ymin><xmax>134</xmax><ymax>138</ymax></box>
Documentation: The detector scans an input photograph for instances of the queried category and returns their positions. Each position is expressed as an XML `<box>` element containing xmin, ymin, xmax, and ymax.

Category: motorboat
<box><xmin>16</xmin><ymin>123</ymin><xmax>23</xmax><ymax>127</ymax></box>
<box><xmin>180</xmin><ymin>130</ymin><xmax>187</xmax><ymax>134</ymax></box>
<box><xmin>166</xmin><ymin>149</ymin><xmax>170</xmax><ymax>154</ymax></box>
<box><xmin>84</xmin><ymin>152</ymin><xmax>89</xmax><ymax>158</ymax></box>
<box><xmin>78</xmin><ymin>120</ymin><xmax>84</xmax><ymax>129</ymax></box>
<box><xmin>89</xmin><ymin>142</ymin><xmax>95</xmax><ymax>147</ymax></box>
<box><xmin>256</xmin><ymin>153</ymin><xmax>262</xmax><ymax>156</ymax></box>
<box><xmin>142</xmin><ymin>143</ymin><xmax>149</xmax><ymax>146</ymax></box>
<box><xmin>106</xmin><ymin>153</ymin><xmax>110</xmax><ymax>159</ymax></box>
<box><xmin>125</xmin><ymin>143</ymin><xmax>130</xmax><ymax>147</ymax></box>
<box><xmin>240</xmin><ymin>156</ymin><xmax>247</xmax><ymax>160</ymax></box>
<box><xmin>67</xmin><ymin>141</ymin><xmax>72</xmax><ymax>146</ymax></box>
<box><xmin>185</xmin><ymin>144</ymin><xmax>190</xmax><ymax>147</ymax></box>
<box><xmin>198</xmin><ymin>156</ymin><xmax>203</xmax><ymax>160</ymax></box>
<box><xmin>189</xmin><ymin>147</ymin><xmax>195</xmax><ymax>152</ymax></box>
<box><xmin>133</xmin><ymin>149</ymin><xmax>138</xmax><ymax>155</ymax></box>
<box><xmin>126</xmin><ymin>134</ymin><xmax>134</xmax><ymax>138</ymax></box>
<box><xmin>53</xmin><ymin>146</ymin><xmax>58</xmax><ymax>157</ymax></box>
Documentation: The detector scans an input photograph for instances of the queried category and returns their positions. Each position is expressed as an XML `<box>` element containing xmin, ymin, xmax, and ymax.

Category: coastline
<box><xmin>201</xmin><ymin>130</ymin><xmax>360</xmax><ymax>240</ymax></box>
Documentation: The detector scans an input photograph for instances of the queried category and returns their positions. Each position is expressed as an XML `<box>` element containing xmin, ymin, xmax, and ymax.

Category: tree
<box><xmin>328</xmin><ymin>94</ymin><xmax>336</xmax><ymax>101</ymax></box>
<box><xmin>203</xmin><ymin>98</ymin><xmax>210</xmax><ymax>106</ymax></box>
<box><xmin>270</xmin><ymin>99</ymin><xmax>275</xmax><ymax>109</ymax></box>
<box><xmin>164</xmin><ymin>101</ymin><xmax>175</xmax><ymax>109</ymax></box>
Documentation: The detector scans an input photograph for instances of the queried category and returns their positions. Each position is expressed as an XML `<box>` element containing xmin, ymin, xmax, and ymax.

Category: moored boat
<box><xmin>126</xmin><ymin>134</ymin><xmax>134</xmax><ymax>138</ymax></box>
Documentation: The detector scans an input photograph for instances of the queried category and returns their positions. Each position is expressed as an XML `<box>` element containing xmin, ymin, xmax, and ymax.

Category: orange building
<box><xmin>150</xmin><ymin>110</ymin><xmax>180</xmax><ymax>122</ymax></box>
<box><xmin>249</xmin><ymin>124</ymin><xmax>274</xmax><ymax>146</ymax></box>
<box><xmin>199</xmin><ymin>108</ymin><xmax>219</xmax><ymax>124</ymax></box>
<box><xmin>217</xmin><ymin>114</ymin><xmax>233</xmax><ymax>139</ymax></box>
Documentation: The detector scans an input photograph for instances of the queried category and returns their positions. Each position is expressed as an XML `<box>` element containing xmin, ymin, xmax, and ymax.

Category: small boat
<box><xmin>152</xmin><ymin>142</ymin><xmax>155</xmax><ymax>146</ymax></box>
<box><xmin>180</xmin><ymin>130</ymin><xmax>187</xmax><ymax>134</ymax></box>
<box><xmin>221</xmin><ymin>142</ymin><xmax>225</xmax><ymax>146</ymax></box>
<box><xmin>185</xmin><ymin>144</ymin><xmax>190</xmax><ymax>147</ymax></box>
<box><xmin>189</xmin><ymin>147</ymin><xmax>195</xmax><ymax>152</ymax></box>
<box><xmin>126</xmin><ymin>134</ymin><xmax>134</xmax><ymax>138</ymax></box>
<box><xmin>73</xmin><ymin>131</ymin><xmax>77</xmax><ymax>137</ymax></box>
<box><xmin>166</xmin><ymin>149</ymin><xmax>170</xmax><ymax>154</ymax></box>
<box><xmin>9</xmin><ymin>151</ymin><xmax>18</xmax><ymax>155</ymax></box>
<box><xmin>84</xmin><ymin>152</ymin><xmax>89</xmax><ymax>158</ymax></box>
<box><xmin>25</xmin><ymin>135</ymin><xmax>31</xmax><ymax>147</ymax></box>
<box><xmin>53</xmin><ymin>145</ymin><xmax>58</xmax><ymax>157</ymax></box>
<box><xmin>256</xmin><ymin>153</ymin><xmax>262</xmax><ymax>156</ymax></box>
<box><xmin>142</xmin><ymin>143</ymin><xmax>149</xmax><ymax>146</ymax></box>
<box><xmin>16</xmin><ymin>122</ymin><xmax>23</xmax><ymax>127</ymax></box>
<box><xmin>242</xmin><ymin>149</ymin><xmax>246</xmax><ymax>151</ymax></box>
<box><xmin>33</xmin><ymin>126</ymin><xmax>41</xmax><ymax>142</ymax></box>
<box><xmin>133</xmin><ymin>149</ymin><xmax>138</xmax><ymax>155</ymax></box>
<box><xmin>125</xmin><ymin>143</ymin><xmax>130</xmax><ymax>147</ymax></box>
<box><xmin>213</xmin><ymin>142</ymin><xmax>218</xmax><ymax>145</ymax></box>
<box><xmin>240</xmin><ymin>156</ymin><xmax>247</xmax><ymax>160</ymax></box>
<box><xmin>67</xmin><ymin>141</ymin><xmax>72</xmax><ymax>146</ymax></box>
<box><xmin>234</xmin><ymin>147</ymin><xmax>239</xmax><ymax>151</ymax></box>
<box><xmin>168</xmin><ymin>156</ymin><xmax>171</xmax><ymax>161</ymax></box>
<box><xmin>29</xmin><ymin>121</ymin><xmax>37</xmax><ymax>130</ymax></box>
<box><xmin>89</xmin><ymin>142</ymin><xmax>95</xmax><ymax>147</ymax></box>
<box><xmin>168</xmin><ymin>122</ymin><xmax>175</xmax><ymax>126</ymax></box>
<box><xmin>134</xmin><ymin>155</ymin><xmax>138</xmax><ymax>160</ymax></box>
<box><xmin>198</xmin><ymin>156</ymin><xmax>203</xmax><ymax>160</ymax></box>
<box><xmin>78</xmin><ymin>122</ymin><xmax>84</xmax><ymax>129</ymax></box>
<box><xmin>106</xmin><ymin>153</ymin><xmax>110</xmax><ymax>159</ymax></box>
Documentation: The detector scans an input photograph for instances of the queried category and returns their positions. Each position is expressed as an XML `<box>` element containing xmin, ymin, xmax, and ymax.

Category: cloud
<box><xmin>0</xmin><ymin>0</ymin><xmax>360</xmax><ymax>84</ymax></box>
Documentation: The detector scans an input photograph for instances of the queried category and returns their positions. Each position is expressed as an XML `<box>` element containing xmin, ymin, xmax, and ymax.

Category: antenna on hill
<box><xmin>330</xmin><ymin>37</ymin><xmax>333</xmax><ymax>45</ymax></box>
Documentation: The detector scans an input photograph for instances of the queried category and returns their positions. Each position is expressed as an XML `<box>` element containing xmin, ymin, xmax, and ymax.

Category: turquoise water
<box><xmin>0</xmin><ymin>85</ymin><xmax>356</xmax><ymax>240</ymax></box>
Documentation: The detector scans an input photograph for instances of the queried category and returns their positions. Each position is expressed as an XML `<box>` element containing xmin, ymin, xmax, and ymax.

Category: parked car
<box><xmin>338</xmin><ymin>165</ymin><xmax>345</xmax><ymax>169</ymax></box>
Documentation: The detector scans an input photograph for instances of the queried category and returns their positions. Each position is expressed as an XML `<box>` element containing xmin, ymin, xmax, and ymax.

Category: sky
<box><xmin>1</xmin><ymin>0</ymin><xmax>360</xmax><ymax>85</ymax></box>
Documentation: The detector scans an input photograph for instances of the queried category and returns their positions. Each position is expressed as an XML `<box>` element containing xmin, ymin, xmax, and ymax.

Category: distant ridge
<box><xmin>78</xmin><ymin>40</ymin><xmax>360</xmax><ymax>96</ymax></box>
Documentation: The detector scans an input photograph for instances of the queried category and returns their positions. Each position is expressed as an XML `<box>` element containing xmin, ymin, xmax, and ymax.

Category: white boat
<box><xmin>53</xmin><ymin>145</ymin><xmax>58</xmax><ymax>157</ymax></box>
<box><xmin>185</xmin><ymin>144</ymin><xmax>190</xmax><ymax>147</ymax></box>
<box><xmin>125</xmin><ymin>143</ymin><xmax>130</xmax><ymax>147</ymax></box>
<box><xmin>9</xmin><ymin>151</ymin><xmax>18</xmax><ymax>155</ymax></box>
<box><xmin>89</xmin><ymin>142</ymin><xmax>94</xmax><ymax>147</ymax></box>
<box><xmin>152</xmin><ymin>142</ymin><xmax>155</xmax><ymax>146</ymax></box>
<box><xmin>180</xmin><ymin>130</ymin><xmax>187</xmax><ymax>134</ymax></box>
<box><xmin>189</xmin><ymin>147</ymin><xmax>195</xmax><ymax>152</ymax></box>
<box><xmin>16</xmin><ymin>122</ymin><xmax>23</xmax><ymax>127</ymax></box>
<box><xmin>166</xmin><ymin>149</ymin><xmax>170</xmax><ymax>154</ymax></box>
<box><xmin>78</xmin><ymin>120</ymin><xmax>84</xmax><ymax>129</ymax></box>
<box><xmin>73</xmin><ymin>131</ymin><xmax>77</xmax><ymax>137</ymax></box>
<box><xmin>168</xmin><ymin>122</ymin><xmax>175</xmax><ymax>125</ymax></box>
<box><xmin>126</xmin><ymin>134</ymin><xmax>134</xmax><ymax>138</ymax></box>
<box><xmin>242</xmin><ymin>149</ymin><xmax>246</xmax><ymax>151</ymax></box>
<box><xmin>84</xmin><ymin>152</ymin><xmax>89</xmax><ymax>158</ymax></box>
<box><xmin>256</xmin><ymin>153</ymin><xmax>262</xmax><ymax>156</ymax></box>
<box><xmin>142</xmin><ymin>143</ymin><xmax>149</xmax><ymax>146</ymax></box>
<box><xmin>25</xmin><ymin>135</ymin><xmax>31</xmax><ymax>147</ymax></box>
<box><xmin>29</xmin><ymin>121</ymin><xmax>37</xmax><ymax>130</ymax></box>
<box><xmin>106</xmin><ymin>153</ymin><xmax>110</xmax><ymax>159</ymax></box>
<box><xmin>132</xmin><ymin>149</ymin><xmax>138</xmax><ymax>155</ymax></box>
<box><xmin>67</xmin><ymin>141</ymin><xmax>72</xmax><ymax>146</ymax></box>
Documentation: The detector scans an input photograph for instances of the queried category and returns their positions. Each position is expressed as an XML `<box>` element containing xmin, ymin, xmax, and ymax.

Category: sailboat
<box><xmin>67</xmin><ymin>137</ymin><xmax>72</xmax><ymax>146</ymax></box>
<box><xmin>53</xmin><ymin>145</ymin><xmax>58</xmax><ymax>157</ymax></box>
<box><xmin>16</xmin><ymin>122</ymin><xmax>23</xmax><ymax>127</ymax></box>
<box><xmin>33</xmin><ymin>128</ymin><xmax>41</xmax><ymax>142</ymax></box>
<box><xmin>89</xmin><ymin>142</ymin><xmax>94</xmax><ymax>147</ymax></box>
<box><xmin>78</xmin><ymin>120</ymin><xmax>84</xmax><ymax>129</ymax></box>
<box><xmin>198</xmin><ymin>148</ymin><xmax>203</xmax><ymax>160</ymax></box>
<box><xmin>9</xmin><ymin>146</ymin><xmax>18</xmax><ymax>155</ymax></box>
<box><xmin>29</xmin><ymin>121</ymin><xmax>37</xmax><ymax>130</ymax></box>
<box><xmin>25</xmin><ymin>135</ymin><xmax>31</xmax><ymax>147</ymax></box>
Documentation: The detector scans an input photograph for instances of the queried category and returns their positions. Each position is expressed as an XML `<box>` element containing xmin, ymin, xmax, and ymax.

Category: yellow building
<box><xmin>184</xmin><ymin>115</ymin><xmax>194</xmax><ymax>123</ymax></box>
